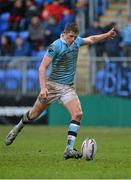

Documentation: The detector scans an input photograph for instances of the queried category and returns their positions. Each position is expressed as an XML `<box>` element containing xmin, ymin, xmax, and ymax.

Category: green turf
<box><xmin>0</xmin><ymin>125</ymin><xmax>131</xmax><ymax>179</ymax></box>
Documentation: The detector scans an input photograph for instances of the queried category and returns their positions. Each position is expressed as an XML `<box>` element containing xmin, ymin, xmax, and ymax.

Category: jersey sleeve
<box><xmin>75</xmin><ymin>36</ymin><xmax>85</xmax><ymax>46</ymax></box>
<box><xmin>45</xmin><ymin>43</ymin><xmax>59</xmax><ymax>60</ymax></box>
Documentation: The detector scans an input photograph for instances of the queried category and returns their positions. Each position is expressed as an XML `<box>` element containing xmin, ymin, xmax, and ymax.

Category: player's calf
<box><xmin>5</xmin><ymin>112</ymin><xmax>30</xmax><ymax>145</ymax></box>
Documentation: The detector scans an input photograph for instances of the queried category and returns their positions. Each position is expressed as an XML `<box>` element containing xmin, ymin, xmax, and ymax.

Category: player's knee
<box><xmin>72</xmin><ymin>111</ymin><xmax>83</xmax><ymax>121</ymax></box>
<box><xmin>28</xmin><ymin>110</ymin><xmax>40</xmax><ymax>120</ymax></box>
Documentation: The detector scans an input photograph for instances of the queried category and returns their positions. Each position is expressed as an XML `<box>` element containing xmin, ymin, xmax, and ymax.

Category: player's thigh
<box><xmin>29</xmin><ymin>94</ymin><xmax>48</xmax><ymax>118</ymax></box>
<box><xmin>63</xmin><ymin>98</ymin><xmax>83</xmax><ymax>121</ymax></box>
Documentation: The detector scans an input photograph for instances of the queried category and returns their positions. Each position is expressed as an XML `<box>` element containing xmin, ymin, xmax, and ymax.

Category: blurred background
<box><xmin>0</xmin><ymin>0</ymin><xmax>131</xmax><ymax>127</ymax></box>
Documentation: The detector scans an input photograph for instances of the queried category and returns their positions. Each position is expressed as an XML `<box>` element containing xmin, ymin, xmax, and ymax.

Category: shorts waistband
<box><xmin>47</xmin><ymin>80</ymin><xmax>74</xmax><ymax>86</ymax></box>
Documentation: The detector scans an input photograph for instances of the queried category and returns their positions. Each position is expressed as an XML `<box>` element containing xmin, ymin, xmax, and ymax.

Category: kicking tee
<box><xmin>45</xmin><ymin>36</ymin><xmax>85</xmax><ymax>85</ymax></box>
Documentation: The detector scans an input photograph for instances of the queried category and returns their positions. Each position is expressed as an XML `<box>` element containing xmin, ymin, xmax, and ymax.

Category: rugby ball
<box><xmin>81</xmin><ymin>138</ymin><xmax>97</xmax><ymax>160</ymax></box>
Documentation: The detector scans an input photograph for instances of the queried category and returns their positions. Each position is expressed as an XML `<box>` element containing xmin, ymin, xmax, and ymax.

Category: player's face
<box><xmin>64</xmin><ymin>31</ymin><xmax>78</xmax><ymax>45</ymax></box>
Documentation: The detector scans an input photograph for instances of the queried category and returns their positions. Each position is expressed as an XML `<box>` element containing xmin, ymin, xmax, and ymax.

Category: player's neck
<box><xmin>60</xmin><ymin>34</ymin><xmax>71</xmax><ymax>46</ymax></box>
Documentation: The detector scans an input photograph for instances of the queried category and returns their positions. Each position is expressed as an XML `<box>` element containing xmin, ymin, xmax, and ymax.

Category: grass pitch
<box><xmin>0</xmin><ymin>125</ymin><xmax>131</xmax><ymax>179</ymax></box>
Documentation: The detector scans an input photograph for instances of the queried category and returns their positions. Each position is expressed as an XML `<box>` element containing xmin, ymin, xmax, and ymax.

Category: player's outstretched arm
<box><xmin>83</xmin><ymin>27</ymin><xmax>117</xmax><ymax>45</ymax></box>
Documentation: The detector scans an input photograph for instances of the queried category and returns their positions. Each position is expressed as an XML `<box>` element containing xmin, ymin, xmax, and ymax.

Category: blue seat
<box><xmin>37</xmin><ymin>50</ymin><xmax>46</xmax><ymax>58</ymax></box>
<box><xmin>19</xmin><ymin>31</ymin><xmax>29</xmax><ymax>40</ymax></box>
<box><xmin>0</xmin><ymin>69</ymin><xmax>5</xmax><ymax>81</ymax></box>
<box><xmin>5</xmin><ymin>79</ymin><xmax>18</xmax><ymax>90</ymax></box>
<box><xmin>6</xmin><ymin>69</ymin><xmax>22</xmax><ymax>80</ymax></box>
<box><xmin>31</xmin><ymin>50</ymin><xmax>46</xmax><ymax>69</ymax></box>
<box><xmin>5</xmin><ymin>69</ymin><xmax>22</xmax><ymax>90</ymax></box>
<box><xmin>0</xmin><ymin>23</ymin><xmax>9</xmax><ymax>31</ymax></box>
<box><xmin>95</xmin><ymin>70</ymin><xmax>105</xmax><ymax>93</ymax></box>
<box><xmin>27</xmin><ymin>69</ymin><xmax>38</xmax><ymax>90</ymax></box>
<box><xmin>35</xmin><ymin>0</ymin><xmax>50</xmax><ymax>5</ymax></box>
<box><xmin>0</xmin><ymin>69</ymin><xmax>5</xmax><ymax>89</ymax></box>
<box><xmin>0</xmin><ymin>13</ymin><xmax>10</xmax><ymax>21</ymax></box>
<box><xmin>0</xmin><ymin>13</ymin><xmax>10</xmax><ymax>31</ymax></box>
<box><xmin>3</xmin><ymin>31</ymin><xmax>18</xmax><ymax>42</ymax></box>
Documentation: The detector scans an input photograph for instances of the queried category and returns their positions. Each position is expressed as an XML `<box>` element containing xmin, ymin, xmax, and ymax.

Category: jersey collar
<box><xmin>60</xmin><ymin>34</ymin><xmax>68</xmax><ymax>44</ymax></box>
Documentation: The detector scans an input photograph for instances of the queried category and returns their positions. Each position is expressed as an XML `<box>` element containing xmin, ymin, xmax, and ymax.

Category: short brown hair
<box><xmin>64</xmin><ymin>22</ymin><xmax>79</xmax><ymax>33</ymax></box>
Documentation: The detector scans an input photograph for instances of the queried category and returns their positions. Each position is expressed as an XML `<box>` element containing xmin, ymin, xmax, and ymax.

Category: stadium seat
<box><xmin>0</xmin><ymin>13</ymin><xmax>10</xmax><ymax>31</ymax></box>
<box><xmin>26</xmin><ymin>69</ymin><xmax>38</xmax><ymax>90</ymax></box>
<box><xmin>35</xmin><ymin>0</ymin><xmax>52</xmax><ymax>5</ymax></box>
<box><xmin>34</xmin><ymin>60</ymin><xmax>41</xmax><ymax>69</ymax></box>
<box><xmin>3</xmin><ymin>31</ymin><xmax>18</xmax><ymax>42</ymax></box>
<box><xmin>95</xmin><ymin>70</ymin><xmax>105</xmax><ymax>93</ymax></box>
<box><xmin>31</xmin><ymin>50</ymin><xmax>46</xmax><ymax>69</ymax></box>
<box><xmin>0</xmin><ymin>13</ymin><xmax>10</xmax><ymax>21</ymax></box>
<box><xmin>6</xmin><ymin>69</ymin><xmax>22</xmax><ymax>80</ymax></box>
<box><xmin>0</xmin><ymin>69</ymin><xmax>5</xmax><ymax>89</ymax></box>
<box><xmin>0</xmin><ymin>23</ymin><xmax>9</xmax><ymax>31</ymax></box>
<box><xmin>0</xmin><ymin>69</ymin><xmax>5</xmax><ymax>81</ymax></box>
<box><xmin>5</xmin><ymin>69</ymin><xmax>22</xmax><ymax>90</ymax></box>
<box><xmin>19</xmin><ymin>31</ymin><xmax>29</xmax><ymax>40</ymax></box>
<box><xmin>5</xmin><ymin>79</ymin><xmax>18</xmax><ymax>90</ymax></box>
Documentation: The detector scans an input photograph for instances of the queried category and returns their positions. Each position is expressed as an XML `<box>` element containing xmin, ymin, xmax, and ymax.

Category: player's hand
<box><xmin>107</xmin><ymin>27</ymin><xmax>117</xmax><ymax>39</ymax></box>
<box><xmin>40</xmin><ymin>88</ymin><xmax>48</xmax><ymax>99</ymax></box>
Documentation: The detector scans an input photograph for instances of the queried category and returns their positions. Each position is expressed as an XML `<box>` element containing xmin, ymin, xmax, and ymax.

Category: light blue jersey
<box><xmin>45</xmin><ymin>36</ymin><xmax>85</xmax><ymax>85</ymax></box>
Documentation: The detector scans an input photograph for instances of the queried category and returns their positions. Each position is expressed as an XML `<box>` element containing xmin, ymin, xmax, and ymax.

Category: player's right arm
<box><xmin>39</xmin><ymin>55</ymin><xmax>52</xmax><ymax>99</ymax></box>
<box><xmin>83</xmin><ymin>27</ymin><xmax>117</xmax><ymax>45</ymax></box>
<box><xmin>39</xmin><ymin>42</ymin><xmax>59</xmax><ymax>99</ymax></box>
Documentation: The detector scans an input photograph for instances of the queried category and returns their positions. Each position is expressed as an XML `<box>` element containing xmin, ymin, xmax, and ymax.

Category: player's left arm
<box><xmin>83</xmin><ymin>27</ymin><xmax>117</xmax><ymax>45</ymax></box>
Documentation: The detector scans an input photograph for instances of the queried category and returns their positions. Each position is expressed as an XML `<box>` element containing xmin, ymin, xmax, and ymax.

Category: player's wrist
<box><xmin>105</xmin><ymin>32</ymin><xmax>110</xmax><ymax>38</ymax></box>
